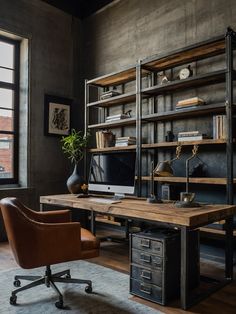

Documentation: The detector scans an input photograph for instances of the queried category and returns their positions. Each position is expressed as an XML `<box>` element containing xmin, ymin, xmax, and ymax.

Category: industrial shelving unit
<box><xmin>84</xmin><ymin>27</ymin><xmax>236</xmax><ymax>207</ymax></box>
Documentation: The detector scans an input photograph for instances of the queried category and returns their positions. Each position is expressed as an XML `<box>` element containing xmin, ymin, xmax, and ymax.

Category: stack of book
<box><xmin>176</xmin><ymin>97</ymin><xmax>205</xmax><ymax>110</ymax></box>
<box><xmin>178</xmin><ymin>131</ymin><xmax>208</xmax><ymax>142</ymax></box>
<box><xmin>115</xmin><ymin>136</ymin><xmax>136</xmax><ymax>147</ymax></box>
<box><xmin>105</xmin><ymin>113</ymin><xmax>130</xmax><ymax>123</ymax></box>
<box><xmin>213</xmin><ymin>115</ymin><xmax>227</xmax><ymax>139</ymax></box>
<box><xmin>96</xmin><ymin>130</ymin><xmax>114</xmax><ymax>148</ymax></box>
<box><xmin>100</xmin><ymin>90</ymin><xmax>121</xmax><ymax>100</ymax></box>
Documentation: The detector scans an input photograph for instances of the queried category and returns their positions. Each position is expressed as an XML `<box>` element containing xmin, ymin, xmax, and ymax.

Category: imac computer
<box><xmin>88</xmin><ymin>151</ymin><xmax>136</xmax><ymax>199</ymax></box>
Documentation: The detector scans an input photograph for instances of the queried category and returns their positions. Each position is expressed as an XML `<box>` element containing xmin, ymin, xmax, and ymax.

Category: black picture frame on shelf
<box><xmin>44</xmin><ymin>94</ymin><xmax>72</xmax><ymax>136</ymax></box>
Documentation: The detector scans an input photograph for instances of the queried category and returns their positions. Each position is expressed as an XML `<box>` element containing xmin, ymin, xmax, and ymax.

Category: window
<box><xmin>0</xmin><ymin>35</ymin><xmax>20</xmax><ymax>184</ymax></box>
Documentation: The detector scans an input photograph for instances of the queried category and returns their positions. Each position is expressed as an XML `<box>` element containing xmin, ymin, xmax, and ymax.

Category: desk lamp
<box><xmin>154</xmin><ymin>145</ymin><xmax>182</xmax><ymax>177</ymax></box>
<box><xmin>175</xmin><ymin>144</ymin><xmax>201</xmax><ymax>208</ymax></box>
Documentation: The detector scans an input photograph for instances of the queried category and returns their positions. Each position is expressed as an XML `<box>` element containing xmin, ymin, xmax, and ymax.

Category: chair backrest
<box><xmin>0</xmin><ymin>197</ymin><xmax>41</xmax><ymax>268</ymax></box>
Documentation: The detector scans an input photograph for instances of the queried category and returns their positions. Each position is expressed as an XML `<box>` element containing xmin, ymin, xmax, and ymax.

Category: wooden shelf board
<box><xmin>200</xmin><ymin>227</ymin><xmax>236</xmax><ymax>237</ymax></box>
<box><xmin>87</xmin><ymin>92</ymin><xmax>136</xmax><ymax>108</ymax></box>
<box><xmin>142</xmin><ymin>139</ymin><xmax>226</xmax><ymax>149</ymax></box>
<box><xmin>142</xmin><ymin>103</ymin><xmax>225</xmax><ymax>122</ymax></box>
<box><xmin>142</xmin><ymin>37</ymin><xmax>225</xmax><ymax>71</ymax></box>
<box><xmin>95</xmin><ymin>216</ymin><xmax>122</xmax><ymax>226</ymax></box>
<box><xmin>87</xmin><ymin>67</ymin><xmax>149</xmax><ymax>87</ymax></box>
<box><xmin>89</xmin><ymin>145</ymin><xmax>136</xmax><ymax>153</ymax></box>
<box><xmin>141</xmin><ymin>176</ymin><xmax>236</xmax><ymax>185</ymax></box>
<box><xmin>142</xmin><ymin>70</ymin><xmax>227</xmax><ymax>97</ymax></box>
<box><xmin>88</xmin><ymin>117</ymin><xmax>136</xmax><ymax>129</ymax></box>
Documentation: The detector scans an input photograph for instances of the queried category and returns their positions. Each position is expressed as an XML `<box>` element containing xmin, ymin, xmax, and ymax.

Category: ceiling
<box><xmin>43</xmin><ymin>0</ymin><xmax>114</xmax><ymax>19</ymax></box>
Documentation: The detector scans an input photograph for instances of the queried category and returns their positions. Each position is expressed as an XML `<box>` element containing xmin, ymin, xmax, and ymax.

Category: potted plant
<box><xmin>61</xmin><ymin>129</ymin><xmax>90</xmax><ymax>194</ymax></box>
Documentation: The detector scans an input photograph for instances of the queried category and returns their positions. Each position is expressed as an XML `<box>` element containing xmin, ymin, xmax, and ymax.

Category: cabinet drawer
<box><xmin>132</xmin><ymin>235</ymin><xmax>163</xmax><ymax>256</ymax></box>
<box><xmin>131</xmin><ymin>264</ymin><xmax>163</xmax><ymax>287</ymax></box>
<box><xmin>130</xmin><ymin>278</ymin><xmax>163</xmax><ymax>305</ymax></box>
<box><xmin>131</xmin><ymin>249</ymin><xmax>163</xmax><ymax>269</ymax></box>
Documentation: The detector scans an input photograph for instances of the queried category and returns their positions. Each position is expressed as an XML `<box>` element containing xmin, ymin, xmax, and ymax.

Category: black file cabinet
<box><xmin>130</xmin><ymin>229</ymin><xmax>199</xmax><ymax>305</ymax></box>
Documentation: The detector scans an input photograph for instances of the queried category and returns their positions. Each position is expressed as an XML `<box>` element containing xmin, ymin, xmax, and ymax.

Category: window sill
<box><xmin>0</xmin><ymin>185</ymin><xmax>33</xmax><ymax>191</ymax></box>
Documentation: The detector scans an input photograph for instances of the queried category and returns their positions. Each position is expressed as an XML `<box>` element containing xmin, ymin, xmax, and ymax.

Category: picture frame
<box><xmin>44</xmin><ymin>94</ymin><xmax>72</xmax><ymax>136</ymax></box>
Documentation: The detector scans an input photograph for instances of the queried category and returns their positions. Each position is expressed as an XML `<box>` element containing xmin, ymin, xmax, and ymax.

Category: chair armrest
<box><xmin>19</xmin><ymin>221</ymin><xmax>82</xmax><ymax>268</ymax></box>
<box><xmin>29</xmin><ymin>210</ymin><xmax>72</xmax><ymax>223</ymax></box>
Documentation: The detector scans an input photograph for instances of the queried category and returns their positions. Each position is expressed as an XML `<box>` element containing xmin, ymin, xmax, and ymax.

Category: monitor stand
<box><xmin>113</xmin><ymin>193</ymin><xmax>125</xmax><ymax>200</ymax></box>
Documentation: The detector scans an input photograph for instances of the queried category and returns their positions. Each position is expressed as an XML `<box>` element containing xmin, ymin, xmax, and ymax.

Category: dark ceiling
<box><xmin>43</xmin><ymin>0</ymin><xmax>114</xmax><ymax>19</ymax></box>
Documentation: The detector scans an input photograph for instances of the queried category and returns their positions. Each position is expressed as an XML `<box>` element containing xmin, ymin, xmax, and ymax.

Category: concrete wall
<box><xmin>82</xmin><ymin>0</ymin><xmax>236</xmax><ymax>77</ymax></box>
<box><xmin>0</xmin><ymin>0</ymin><xmax>82</xmax><ymax>212</ymax></box>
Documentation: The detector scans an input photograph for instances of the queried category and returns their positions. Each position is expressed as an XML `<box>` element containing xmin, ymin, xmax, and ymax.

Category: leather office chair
<box><xmin>0</xmin><ymin>197</ymin><xmax>100</xmax><ymax>309</ymax></box>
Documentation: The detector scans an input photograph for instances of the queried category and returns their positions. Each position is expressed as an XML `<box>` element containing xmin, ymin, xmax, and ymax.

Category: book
<box><xmin>100</xmin><ymin>90</ymin><xmax>121</xmax><ymax>100</ymax></box>
<box><xmin>178</xmin><ymin>135</ymin><xmax>208</xmax><ymax>142</ymax></box>
<box><xmin>115</xmin><ymin>142</ymin><xmax>135</xmax><ymax>146</ymax></box>
<box><xmin>176</xmin><ymin>97</ymin><xmax>205</xmax><ymax>108</ymax></box>
<box><xmin>116</xmin><ymin>136</ymin><xmax>136</xmax><ymax>141</ymax></box>
<box><xmin>178</xmin><ymin>131</ymin><xmax>200</xmax><ymax>137</ymax></box>
<box><xmin>105</xmin><ymin>113</ymin><xmax>130</xmax><ymax>122</ymax></box>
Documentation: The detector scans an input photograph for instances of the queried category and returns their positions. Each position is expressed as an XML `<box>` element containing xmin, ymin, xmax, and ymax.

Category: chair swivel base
<box><xmin>9</xmin><ymin>265</ymin><xmax>93</xmax><ymax>309</ymax></box>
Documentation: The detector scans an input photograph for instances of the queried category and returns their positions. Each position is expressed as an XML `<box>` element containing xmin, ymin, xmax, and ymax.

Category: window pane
<box><xmin>0</xmin><ymin>42</ymin><xmax>14</xmax><ymax>69</ymax></box>
<box><xmin>0</xmin><ymin>67</ymin><xmax>13</xmax><ymax>83</ymax></box>
<box><xmin>0</xmin><ymin>109</ymin><xmax>13</xmax><ymax>131</ymax></box>
<box><xmin>0</xmin><ymin>88</ymin><xmax>13</xmax><ymax>109</ymax></box>
<box><xmin>0</xmin><ymin>134</ymin><xmax>13</xmax><ymax>179</ymax></box>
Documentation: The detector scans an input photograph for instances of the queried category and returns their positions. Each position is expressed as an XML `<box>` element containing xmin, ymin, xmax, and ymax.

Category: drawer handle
<box><xmin>140</xmin><ymin>283</ymin><xmax>151</xmax><ymax>295</ymax></box>
<box><xmin>140</xmin><ymin>239</ymin><xmax>150</xmax><ymax>248</ymax></box>
<box><xmin>140</xmin><ymin>270</ymin><xmax>151</xmax><ymax>280</ymax></box>
<box><xmin>140</xmin><ymin>254</ymin><xmax>151</xmax><ymax>263</ymax></box>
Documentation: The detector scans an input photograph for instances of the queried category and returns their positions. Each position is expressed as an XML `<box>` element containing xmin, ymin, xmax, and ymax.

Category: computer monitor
<box><xmin>88</xmin><ymin>151</ymin><xmax>136</xmax><ymax>198</ymax></box>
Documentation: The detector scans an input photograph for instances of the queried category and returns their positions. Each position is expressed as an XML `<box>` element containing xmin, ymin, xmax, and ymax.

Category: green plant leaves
<box><xmin>61</xmin><ymin>129</ymin><xmax>90</xmax><ymax>164</ymax></box>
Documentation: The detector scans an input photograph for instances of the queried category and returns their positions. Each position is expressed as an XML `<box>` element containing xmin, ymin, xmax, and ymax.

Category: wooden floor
<box><xmin>1</xmin><ymin>226</ymin><xmax>236</xmax><ymax>314</ymax></box>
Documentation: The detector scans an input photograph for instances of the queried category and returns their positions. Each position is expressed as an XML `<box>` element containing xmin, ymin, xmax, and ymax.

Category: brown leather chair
<box><xmin>0</xmin><ymin>197</ymin><xmax>100</xmax><ymax>309</ymax></box>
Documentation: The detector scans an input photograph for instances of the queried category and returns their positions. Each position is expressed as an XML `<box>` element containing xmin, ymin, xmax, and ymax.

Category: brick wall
<box><xmin>0</xmin><ymin>116</ymin><xmax>12</xmax><ymax>175</ymax></box>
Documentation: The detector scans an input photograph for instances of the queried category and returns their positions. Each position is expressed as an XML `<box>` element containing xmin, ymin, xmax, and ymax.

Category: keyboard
<box><xmin>88</xmin><ymin>197</ymin><xmax>121</xmax><ymax>204</ymax></box>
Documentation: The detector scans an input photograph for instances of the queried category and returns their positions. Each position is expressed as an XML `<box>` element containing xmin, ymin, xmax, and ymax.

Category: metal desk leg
<box><xmin>181</xmin><ymin>226</ymin><xmax>189</xmax><ymax>310</ymax></box>
<box><xmin>225</xmin><ymin>216</ymin><xmax>234</xmax><ymax>280</ymax></box>
<box><xmin>90</xmin><ymin>211</ymin><xmax>96</xmax><ymax>235</ymax></box>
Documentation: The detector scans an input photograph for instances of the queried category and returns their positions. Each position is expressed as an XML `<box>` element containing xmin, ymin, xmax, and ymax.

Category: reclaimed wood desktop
<box><xmin>40</xmin><ymin>194</ymin><xmax>236</xmax><ymax>310</ymax></box>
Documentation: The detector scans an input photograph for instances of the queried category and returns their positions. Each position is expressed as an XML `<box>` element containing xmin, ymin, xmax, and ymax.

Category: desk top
<box><xmin>40</xmin><ymin>194</ymin><xmax>236</xmax><ymax>228</ymax></box>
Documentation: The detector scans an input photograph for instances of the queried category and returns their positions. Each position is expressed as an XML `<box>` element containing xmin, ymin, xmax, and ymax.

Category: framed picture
<box><xmin>44</xmin><ymin>94</ymin><xmax>72</xmax><ymax>136</ymax></box>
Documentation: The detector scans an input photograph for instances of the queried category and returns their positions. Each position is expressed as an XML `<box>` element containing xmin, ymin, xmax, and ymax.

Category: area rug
<box><xmin>0</xmin><ymin>260</ymin><xmax>163</xmax><ymax>314</ymax></box>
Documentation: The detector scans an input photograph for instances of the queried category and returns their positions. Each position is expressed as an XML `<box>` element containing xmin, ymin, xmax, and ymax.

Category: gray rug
<box><xmin>0</xmin><ymin>261</ymin><xmax>162</xmax><ymax>314</ymax></box>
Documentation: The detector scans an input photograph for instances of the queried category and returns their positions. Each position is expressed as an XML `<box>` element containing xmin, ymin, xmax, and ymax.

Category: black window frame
<box><xmin>0</xmin><ymin>35</ymin><xmax>20</xmax><ymax>185</ymax></box>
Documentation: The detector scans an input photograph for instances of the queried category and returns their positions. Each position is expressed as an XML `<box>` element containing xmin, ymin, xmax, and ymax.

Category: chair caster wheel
<box><xmin>55</xmin><ymin>300</ymin><xmax>64</xmax><ymax>309</ymax></box>
<box><xmin>10</xmin><ymin>295</ymin><xmax>17</xmax><ymax>305</ymax></box>
<box><xmin>13</xmin><ymin>280</ymin><xmax>21</xmax><ymax>287</ymax></box>
<box><xmin>85</xmin><ymin>285</ymin><xmax>92</xmax><ymax>293</ymax></box>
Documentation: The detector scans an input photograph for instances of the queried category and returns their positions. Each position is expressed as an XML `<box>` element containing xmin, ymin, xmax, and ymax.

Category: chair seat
<box><xmin>81</xmin><ymin>228</ymin><xmax>100</xmax><ymax>251</ymax></box>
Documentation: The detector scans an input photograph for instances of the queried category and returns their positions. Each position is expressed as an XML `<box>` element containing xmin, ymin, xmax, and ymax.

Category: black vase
<box><xmin>66</xmin><ymin>163</ymin><xmax>85</xmax><ymax>194</ymax></box>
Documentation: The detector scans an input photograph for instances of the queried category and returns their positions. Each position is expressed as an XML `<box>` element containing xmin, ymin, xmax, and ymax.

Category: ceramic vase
<box><xmin>66</xmin><ymin>163</ymin><xmax>85</xmax><ymax>194</ymax></box>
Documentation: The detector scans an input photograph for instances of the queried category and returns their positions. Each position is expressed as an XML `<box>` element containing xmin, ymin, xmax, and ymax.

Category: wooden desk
<box><xmin>40</xmin><ymin>194</ymin><xmax>236</xmax><ymax>310</ymax></box>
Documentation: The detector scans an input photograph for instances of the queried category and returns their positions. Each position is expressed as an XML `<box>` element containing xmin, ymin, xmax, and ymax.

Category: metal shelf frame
<box><xmin>84</xmin><ymin>27</ymin><xmax>236</xmax><ymax>203</ymax></box>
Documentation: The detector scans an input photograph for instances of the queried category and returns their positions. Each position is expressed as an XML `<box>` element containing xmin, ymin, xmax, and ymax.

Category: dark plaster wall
<box><xmin>0</xmin><ymin>0</ymin><xmax>82</xmax><ymax>211</ymax></box>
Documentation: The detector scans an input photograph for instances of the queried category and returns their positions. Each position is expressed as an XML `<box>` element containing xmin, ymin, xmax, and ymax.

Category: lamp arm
<box><xmin>186</xmin><ymin>145</ymin><xmax>199</xmax><ymax>193</ymax></box>
<box><xmin>186</xmin><ymin>154</ymin><xmax>195</xmax><ymax>193</ymax></box>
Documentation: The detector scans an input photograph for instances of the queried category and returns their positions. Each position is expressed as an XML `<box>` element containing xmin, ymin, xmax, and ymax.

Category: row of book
<box><xmin>177</xmin><ymin>131</ymin><xmax>208</xmax><ymax>142</ymax></box>
<box><xmin>105</xmin><ymin>113</ymin><xmax>130</xmax><ymax>122</ymax></box>
<box><xmin>115</xmin><ymin>137</ymin><xmax>136</xmax><ymax>147</ymax></box>
<box><xmin>96</xmin><ymin>131</ymin><xmax>114</xmax><ymax>148</ymax></box>
<box><xmin>100</xmin><ymin>90</ymin><xmax>121</xmax><ymax>100</ymax></box>
<box><xmin>213</xmin><ymin>115</ymin><xmax>227</xmax><ymax>139</ymax></box>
